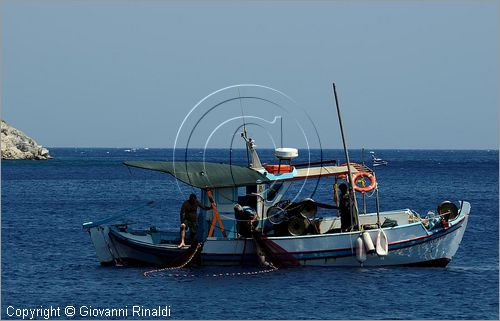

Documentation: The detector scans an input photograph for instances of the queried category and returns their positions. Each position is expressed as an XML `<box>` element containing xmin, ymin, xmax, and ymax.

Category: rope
<box><xmin>211</xmin><ymin>224</ymin><xmax>237</xmax><ymax>235</ymax></box>
<box><xmin>144</xmin><ymin>253</ymin><xmax>278</xmax><ymax>278</ymax></box>
<box><xmin>363</xmin><ymin>188</ymin><xmax>377</xmax><ymax>198</ymax></box>
<box><xmin>240</xmin><ymin>237</ymin><xmax>247</xmax><ymax>265</ymax></box>
<box><xmin>159</xmin><ymin>264</ymin><xmax>278</xmax><ymax>278</ymax></box>
<box><xmin>143</xmin><ymin>243</ymin><xmax>203</xmax><ymax>277</ymax></box>
<box><xmin>144</xmin><ymin>228</ymin><xmax>280</xmax><ymax>278</ymax></box>
<box><xmin>218</xmin><ymin>214</ymin><xmax>259</xmax><ymax>222</ymax></box>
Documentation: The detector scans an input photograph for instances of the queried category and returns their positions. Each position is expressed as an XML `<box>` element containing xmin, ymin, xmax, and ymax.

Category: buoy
<box><xmin>362</xmin><ymin>231</ymin><xmax>376</xmax><ymax>254</ymax></box>
<box><xmin>356</xmin><ymin>235</ymin><xmax>367</xmax><ymax>263</ymax></box>
<box><xmin>376</xmin><ymin>229</ymin><xmax>388</xmax><ymax>257</ymax></box>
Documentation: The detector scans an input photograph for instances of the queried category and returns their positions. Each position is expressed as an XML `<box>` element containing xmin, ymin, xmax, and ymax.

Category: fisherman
<box><xmin>339</xmin><ymin>183</ymin><xmax>354</xmax><ymax>232</ymax></box>
<box><xmin>178</xmin><ymin>193</ymin><xmax>213</xmax><ymax>248</ymax></box>
<box><xmin>233</xmin><ymin>204</ymin><xmax>258</xmax><ymax>238</ymax></box>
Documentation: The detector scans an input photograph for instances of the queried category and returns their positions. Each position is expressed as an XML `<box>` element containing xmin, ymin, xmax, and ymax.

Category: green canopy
<box><xmin>123</xmin><ymin>161</ymin><xmax>270</xmax><ymax>189</ymax></box>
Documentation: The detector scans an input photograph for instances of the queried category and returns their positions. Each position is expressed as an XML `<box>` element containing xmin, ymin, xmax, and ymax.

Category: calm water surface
<box><xmin>2</xmin><ymin>149</ymin><xmax>498</xmax><ymax>319</ymax></box>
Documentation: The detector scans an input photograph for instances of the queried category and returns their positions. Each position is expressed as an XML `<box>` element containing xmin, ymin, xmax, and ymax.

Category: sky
<box><xmin>1</xmin><ymin>0</ymin><xmax>498</xmax><ymax>149</ymax></box>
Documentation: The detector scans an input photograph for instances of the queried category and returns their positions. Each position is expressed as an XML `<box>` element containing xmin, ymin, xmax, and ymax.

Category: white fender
<box><xmin>362</xmin><ymin>231</ymin><xmax>376</xmax><ymax>254</ymax></box>
<box><xmin>376</xmin><ymin>229</ymin><xmax>389</xmax><ymax>257</ymax></box>
<box><xmin>356</xmin><ymin>235</ymin><xmax>367</xmax><ymax>263</ymax></box>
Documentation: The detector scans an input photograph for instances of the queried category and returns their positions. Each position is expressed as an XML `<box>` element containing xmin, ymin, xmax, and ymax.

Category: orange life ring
<box><xmin>352</xmin><ymin>172</ymin><xmax>376</xmax><ymax>193</ymax></box>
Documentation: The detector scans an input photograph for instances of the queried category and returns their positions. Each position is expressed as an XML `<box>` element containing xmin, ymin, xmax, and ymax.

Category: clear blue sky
<box><xmin>2</xmin><ymin>1</ymin><xmax>498</xmax><ymax>149</ymax></box>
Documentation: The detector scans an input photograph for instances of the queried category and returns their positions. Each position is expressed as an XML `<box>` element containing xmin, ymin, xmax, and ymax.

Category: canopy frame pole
<box><xmin>207</xmin><ymin>189</ymin><xmax>227</xmax><ymax>238</ymax></box>
<box><xmin>361</xmin><ymin>148</ymin><xmax>366</xmax><ymax>214</ymax></box>
<box><xmin>332</xmin><ymin>83</ymin><xmax>360</xmax><ymax>230</ymax></box>
<box><xmin>375</xmin><ymin>180</ymin><xmax>381</xmax><ymax>227</ymax></box>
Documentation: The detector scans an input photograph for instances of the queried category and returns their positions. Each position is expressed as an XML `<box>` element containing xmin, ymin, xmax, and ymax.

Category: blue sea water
<box><xmin>1</xmin><ymin>148</ymin><xmax>498</xmax><ymax>320</ymax></box>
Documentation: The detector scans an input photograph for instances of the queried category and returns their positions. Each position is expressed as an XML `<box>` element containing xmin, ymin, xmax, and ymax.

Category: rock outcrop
<box><xmin>1</xmin><ymin>120</ymin><xmax>52</xmax><ymax>160</ymax></box>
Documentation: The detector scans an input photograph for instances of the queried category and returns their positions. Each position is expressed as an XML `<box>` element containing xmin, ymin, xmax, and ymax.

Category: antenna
<box><xmin>280</xmin><ymin>116</ymin><xmax>283</xmax><ymax>148</ymax></box>
<box><xmin>238</xmin><ymin>87</ymin><xmax>250</xmax><ymax>166</ymax></box>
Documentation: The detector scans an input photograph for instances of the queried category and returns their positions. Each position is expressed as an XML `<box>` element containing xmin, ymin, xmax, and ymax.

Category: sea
<box><xmin>1</xmin><ymin>148</ymin><xmax>498</xmax><ymax>320</ymax></box>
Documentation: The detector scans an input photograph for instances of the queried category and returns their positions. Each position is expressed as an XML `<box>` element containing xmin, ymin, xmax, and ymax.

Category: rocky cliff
<box><xmin>1</xmin><ymin>120</ymin><xmax>52</xmax><ymax>160</ymax></box>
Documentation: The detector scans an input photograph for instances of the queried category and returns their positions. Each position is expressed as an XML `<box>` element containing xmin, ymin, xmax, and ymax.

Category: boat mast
<box><xmin>238</xmin><ymin>87</ymin><xmax>251</xmax><ymax>167</ymax></box>
<box><xmin>332</xmin><ymin>83</ymin><xmax>360</xmax><ymax>230</ymax></box>
<box><xmin>242</xmin><ymin>134</ymin><xmax>264</xmax><ymax>170</ymax></box>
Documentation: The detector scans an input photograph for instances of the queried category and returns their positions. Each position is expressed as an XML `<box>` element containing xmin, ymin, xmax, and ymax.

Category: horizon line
<box><xmin>44</xmin><ymin>146</ymin><xmax>499</xmax><ymax>151</ymax></box>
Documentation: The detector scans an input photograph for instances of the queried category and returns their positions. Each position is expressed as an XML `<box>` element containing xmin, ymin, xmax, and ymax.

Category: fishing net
<box><xmin>252</xmin><ymin>232</ymin><xmax>300</xmax><ymax>268</ymax></box>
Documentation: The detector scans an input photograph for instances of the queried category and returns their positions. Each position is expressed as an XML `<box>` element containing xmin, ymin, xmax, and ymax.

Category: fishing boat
<box><xmin>370</xmin><ymin>151</ymin><xmax>388</xmax><ymax>166</ymax></box>
<box><xmin>83</xmin><ymin>83</ymin><xmax>470</xmax><ymax>268</ymax></box>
